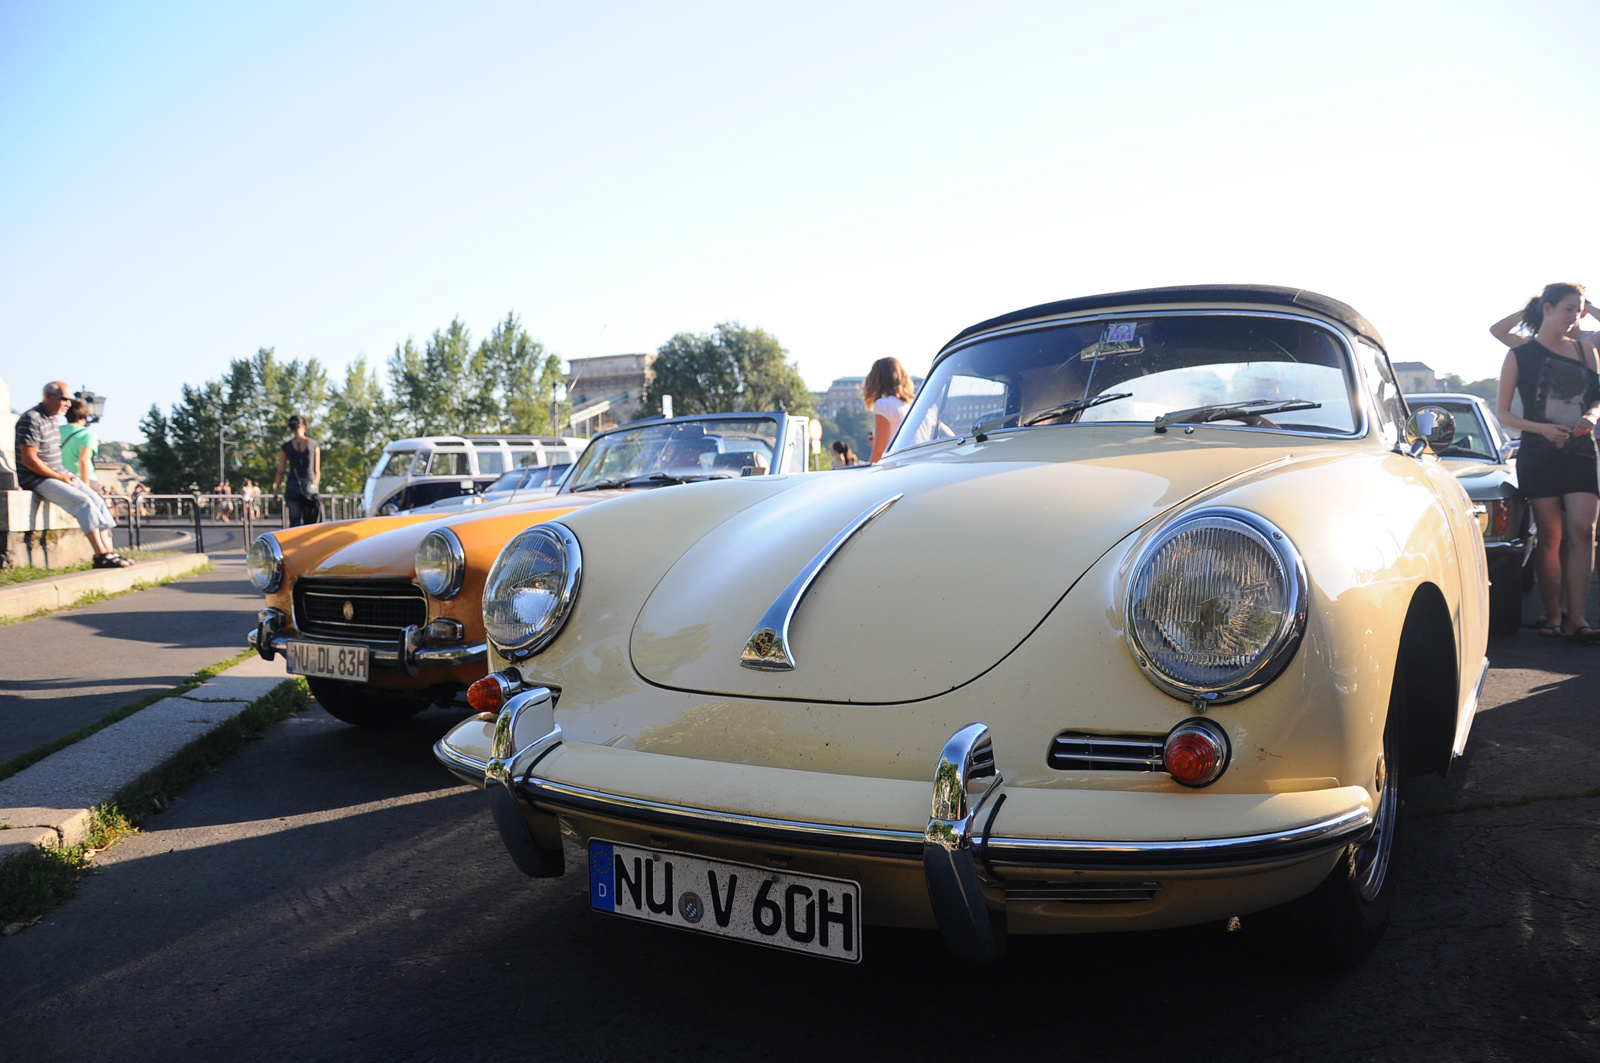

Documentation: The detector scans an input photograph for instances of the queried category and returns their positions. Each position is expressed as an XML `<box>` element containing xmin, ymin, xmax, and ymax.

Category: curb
<box><xmin>0</xmin><ymin>553</ymin><xmax>211</xmax><ymax>622</ymax></box>
<box><xmin>0</xmin><ymin>656</ymin><xmax>289</xmax><ymax>855</ymax></box>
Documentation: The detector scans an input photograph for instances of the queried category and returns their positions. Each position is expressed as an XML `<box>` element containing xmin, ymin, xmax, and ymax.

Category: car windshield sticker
<box><xmin>1081</xmin><ymin>321</ymin><xmax>1145</xmax><ymax>359</ymax></box>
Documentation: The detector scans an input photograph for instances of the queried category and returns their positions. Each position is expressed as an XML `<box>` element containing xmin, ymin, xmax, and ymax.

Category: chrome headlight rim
<box><xmin>416</xmin><ymin>527</ymin><xmax>466</xmax><ymax>600</ymax></box>
<box><xmin>248</xmin><ymin>533</ymin><xmax>284</xmax><ymax>593</ymax></box>
<box><xmin>1126</xmin><ymin>507</ymin><xmax>1308</xmax><ymax>704</ymax></box>
<box><xmin>485</xmin><ymin>522</ymin><xmax>582</xmax><ymax>661</ymax></box>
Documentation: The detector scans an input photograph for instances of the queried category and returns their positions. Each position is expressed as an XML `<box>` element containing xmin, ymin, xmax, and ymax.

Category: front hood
<box><xmin>629</xmin><ymin>431</ymin><xmax>1300</xmax><ymax>703</ymax></box>
<box><xmin>303</xmin><ymin>493</ymin><xmax>615</xmax><ymax>578</ymax></box>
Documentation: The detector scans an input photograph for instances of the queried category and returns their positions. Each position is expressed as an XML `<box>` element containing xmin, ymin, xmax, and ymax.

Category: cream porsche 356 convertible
<box><xmin>436</xmin><ymin>285</ymin><xmax>1489</xmax><ymax>967</ymax></box>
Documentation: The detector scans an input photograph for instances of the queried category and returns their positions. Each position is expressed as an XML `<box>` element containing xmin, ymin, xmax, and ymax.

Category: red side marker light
<box><xmin>1163</xmin><ymin>721</ymin><xmax>1229</xmax><ymax>787</ymax></box>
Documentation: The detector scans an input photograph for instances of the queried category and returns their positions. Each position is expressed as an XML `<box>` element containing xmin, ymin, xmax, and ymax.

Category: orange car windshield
<box><xmin>564</xmin><ymin>419</ymin><xmax>779</xmax><ymax>490</ymax></box>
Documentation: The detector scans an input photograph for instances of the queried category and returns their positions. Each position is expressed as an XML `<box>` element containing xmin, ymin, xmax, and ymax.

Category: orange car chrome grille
<box><xmin>293</xmin><ymin>579</ymin><xmax>427</xmax><ymax>643</ymax></box>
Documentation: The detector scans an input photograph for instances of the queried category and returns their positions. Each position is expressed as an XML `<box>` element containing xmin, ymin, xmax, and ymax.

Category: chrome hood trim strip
<box><xmin>739</xmin><ymin>492</ymin><xmax>903</xmax><ymax>671</ymax></box>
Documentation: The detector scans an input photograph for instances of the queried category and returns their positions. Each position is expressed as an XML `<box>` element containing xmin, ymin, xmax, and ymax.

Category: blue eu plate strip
<box><xmin>589</xmin><ymin>841</ymin><xmax>615</xmax><ymax>910</ymax></box>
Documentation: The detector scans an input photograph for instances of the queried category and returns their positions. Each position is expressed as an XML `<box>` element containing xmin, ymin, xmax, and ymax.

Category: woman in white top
<box><xmin>861</xmin><ymin>357</ymin><xmax>917</xmax><ymax>463</ymax></box>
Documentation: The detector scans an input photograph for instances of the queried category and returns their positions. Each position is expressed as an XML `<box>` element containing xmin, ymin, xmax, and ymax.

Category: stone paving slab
<box><xmin>0</xmin><ymin>552</ymin><xmax>210</xmax><ymax>621</ymax></box>
<box><xmin>0</xmin><ymin>654</ymin><xmax>293</xmax><ymax>854</ymax></box>
<box><xmin>0</xmin><ymin>827</ymin><xmax>58</xmax><ymax>860</ymax></box>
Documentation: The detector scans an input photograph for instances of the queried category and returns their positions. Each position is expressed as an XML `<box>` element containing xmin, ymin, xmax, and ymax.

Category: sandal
<box><xmin>1539</xmin><ymin>622</ymin><xmax>1563</xmax><ymax>638</ymax></box>
<box><xmin>1563</xmin><ymin>625</ymin><xmax>1600</xmax><ymax>643</ymax></box>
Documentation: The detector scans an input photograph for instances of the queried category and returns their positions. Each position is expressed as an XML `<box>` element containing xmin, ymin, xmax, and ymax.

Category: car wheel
<box><xmin>1249</xmin><ymin>661</ymin><xmax>1406</xmax><ymax>969</ymax></box>
<box><xmin>306</xmin><ymin>677</ymin><xmax>427</xmax><ymax>728</ymax></box>
<box><xmin>1489</xmin><ymin>558</ymin><xmax>1524</xmax><ymax>635</ymax></box>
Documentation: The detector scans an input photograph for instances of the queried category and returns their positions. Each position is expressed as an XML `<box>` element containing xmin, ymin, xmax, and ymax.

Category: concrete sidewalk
<box><xmin>0</xmin><ymin>655</ymin><xmax>293</xmax><ymax>860</ymax></box>
<box><xmin>0</xmin><ymin>552</ymin><xmax>210</xmax><ymax>621</ymax></box>
<box><xmin>0</xmin><ymin>553</ymin><xmax>264</xmax><ymax>765</ymax></box>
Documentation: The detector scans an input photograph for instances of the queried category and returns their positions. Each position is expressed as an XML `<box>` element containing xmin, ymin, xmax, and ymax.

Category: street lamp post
<box><xmin>219</xmin><ymin>425</ymin><xmax>236</xmax><ymax>487</ymax></box>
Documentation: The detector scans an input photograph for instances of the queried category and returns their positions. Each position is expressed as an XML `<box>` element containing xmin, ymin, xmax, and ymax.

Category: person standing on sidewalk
<box><xmin>13</xmin><ymin>381</ymin><xmax>131</xmax><ymax>568</ymax></box>
<box><xmin>272</xmin><ymin>414</ymin><xmax>321</xmax><ymax>527</ymax></box>
<box><xmin>1494</xmin><ymin>283</ymin><xmax>1600</xmax><ymax>641</ymax></box>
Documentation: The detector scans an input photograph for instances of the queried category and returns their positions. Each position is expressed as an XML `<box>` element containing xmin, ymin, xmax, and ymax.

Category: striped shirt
<box><xmin>15</xmin><ymin>403</ymin><xmax>63</xmax><ymax>490</ymax></box>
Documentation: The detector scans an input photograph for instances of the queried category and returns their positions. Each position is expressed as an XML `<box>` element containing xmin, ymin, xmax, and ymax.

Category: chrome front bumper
<box><xmin>435</xmin><ymin>691</ymin><xmax>1375</xmax><ymax>961</ymax></box>
<box><xmin>248</xmin><ymin>608</ymin><xmax>486</xmax><ymax>674</ymax></box>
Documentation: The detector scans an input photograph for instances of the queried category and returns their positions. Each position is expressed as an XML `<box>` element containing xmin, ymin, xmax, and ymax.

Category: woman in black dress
<box><xmin>272</xmin><ymin>414</ymin><xmax>321</xmax><ymax>527</ymax></box>
<box><xmin>1494</xmin><ymin>283</ymin><xmax>1600</xmax><ymax>640</ymax></box>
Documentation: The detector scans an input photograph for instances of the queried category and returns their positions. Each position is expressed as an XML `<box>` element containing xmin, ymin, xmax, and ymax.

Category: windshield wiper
<box><xmin>1437</xmin><ymin>443</ymin><xmax>1495</xmax><ymax>461</ymax></box>
<box><xmin>1152</xmin><ymin>398</ymin><xmax>1321</xmax><ymax>434</ymax></box>
<box><xmin>573</xmin><ymin>472</ymin><xmax>736</xmax><ymax>492</ymax></box>
<box><xmin>972</xmin><ymin>392</ymin><xmax>1134</xmax><ymax>442</ymax></box>
<box><xmin>570</xmin><ymin>477</ymin><xmax>631</xmax><ymax>492</ymax></box>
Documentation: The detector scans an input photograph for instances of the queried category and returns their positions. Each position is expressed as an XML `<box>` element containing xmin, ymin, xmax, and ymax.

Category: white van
<box><xmin>362</xmin><ymin>435</ymin><xmax>587</xmax><ymax>516</ymax></box>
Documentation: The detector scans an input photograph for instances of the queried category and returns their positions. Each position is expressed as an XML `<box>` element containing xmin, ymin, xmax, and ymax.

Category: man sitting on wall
<box><xmin>14</xmin><ymin>380</ymin><xmax>131</xmax><ymax>568</ymax></box>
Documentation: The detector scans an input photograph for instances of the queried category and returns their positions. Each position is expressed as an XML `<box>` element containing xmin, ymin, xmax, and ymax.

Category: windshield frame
<box><xmin>887</xmin><ymin>309</ymin><xmax>1371</xmax><ymax>456</ymax></box>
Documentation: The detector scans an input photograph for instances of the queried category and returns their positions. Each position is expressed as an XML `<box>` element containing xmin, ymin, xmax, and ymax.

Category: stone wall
<box><xmin>0</xmin><ymin>491</ymin><xmax>95</xmax><ymax>569</ymax></box>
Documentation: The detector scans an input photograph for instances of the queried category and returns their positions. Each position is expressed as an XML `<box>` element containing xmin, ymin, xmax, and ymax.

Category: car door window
<box><xmin>428</xmin><ymin>451</ymin><xmax>470</xmax><ymax>476</ymax></box>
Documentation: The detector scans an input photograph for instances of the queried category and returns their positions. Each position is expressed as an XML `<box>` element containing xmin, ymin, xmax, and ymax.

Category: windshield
<box><xmin>890</xmin><ymin>313</ymin><xmax>1360</xmax><ymax>454</ymax></box>
<box><xmin>371</xmin><ymin>450</ymin><xmax>415</xmax><ymax>478</ymax></box>
<box><xmin>563</xmin><ymin>419</ymin><xmax>779</xmax><ymax>490</ymax></box>
<box><xmin>489</xmin><ymin>464</ymin><xmax>571</xmax><ymax>493</ymax></box>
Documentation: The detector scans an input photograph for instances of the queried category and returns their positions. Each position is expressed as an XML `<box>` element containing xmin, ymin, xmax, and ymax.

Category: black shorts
<box><xmin>1516</xmin><ymin>437</ymin><xmax>1600</xmax><ymax>498</ymax></box>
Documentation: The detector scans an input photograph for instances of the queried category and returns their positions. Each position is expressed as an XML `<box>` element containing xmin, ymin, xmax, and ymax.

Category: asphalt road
<box><xmin>0</xmin><ymin>612</ymin><xmax>1596</xmax><ymax>1061</ymax></box>
<box><xmin>0</xmin><ymin>550</ymin><xmax>259</xmax><ymax>764</ymax></box>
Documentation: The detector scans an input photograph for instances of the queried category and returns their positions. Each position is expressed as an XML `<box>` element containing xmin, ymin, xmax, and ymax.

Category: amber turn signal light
<box><xmin>1163</xmin><ymin>719</ymin><xmax>1229</xmax><ymax>787</ymax></box>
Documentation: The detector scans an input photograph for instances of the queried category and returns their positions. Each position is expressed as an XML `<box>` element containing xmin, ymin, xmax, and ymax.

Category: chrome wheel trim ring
<box><xmin>1355</xmin><ymin>725</ymin><xmax>1399</xmax><ymax>902</ymax></box>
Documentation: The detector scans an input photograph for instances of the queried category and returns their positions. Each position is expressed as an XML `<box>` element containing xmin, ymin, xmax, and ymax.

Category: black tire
<box><xmin>1489</xmin><ymin>558</ymin><xmax>1524</xmax><ymax>635</ymax></box>
<box><xmin>306</xmin><ymin>677</ymin><xmax>426</xmax><ymax>728</ymax></box>
<box><xmin>1249</xmin><ymin>661</ymin><xmax>1406</xmax><ymax>969</ymax></box>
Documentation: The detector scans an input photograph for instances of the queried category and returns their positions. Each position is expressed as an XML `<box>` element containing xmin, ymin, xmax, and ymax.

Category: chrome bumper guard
<box><xmin>247</xmin><ymin>609</ymin><xmax>485</xmax><ymax>671</ymax></box>
<box><xmin>435</xmin><ymin>715</ymin><xmax>1375</xmax><ymax>961</ymax></box>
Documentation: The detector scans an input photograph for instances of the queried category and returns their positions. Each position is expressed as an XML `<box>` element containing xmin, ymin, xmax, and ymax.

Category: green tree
<box><xmin>137</xmin><ymin>348</ymin><xmax>328</xmax><ymax>493</ymax></box>
<box><xmin>641</xmin><ymin>322</ymin><xmax>814</xmax><ymax>418</ymax></box>
<box><xmin>819</xmin><ymin>406</ymin><xmax>873</xmax><ymax>462</ymax></box>
<box><xmin>387</xmin><ymin>319</ymin><xmax>477</xmax><ymax>437</ymax></box>
<box><xmin>471</xmin><ymin>312</ymin><xmax>567</xmax><ymax>433</ymax></box>
<box><xmin>321</xmin><ymin>357</ymin><xmax>395</xmax><ymax>492</ymax></box>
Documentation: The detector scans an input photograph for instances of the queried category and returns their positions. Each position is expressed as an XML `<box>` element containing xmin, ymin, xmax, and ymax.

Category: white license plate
<box><xmin>588</xmin><ymin>840</ymin><xmax>861</xmax><ymax>963</ymax></box>
<box><xmin>286</xmin><ymin>640</ymin><xmax>370</xmax><ymax>683</ymax></box>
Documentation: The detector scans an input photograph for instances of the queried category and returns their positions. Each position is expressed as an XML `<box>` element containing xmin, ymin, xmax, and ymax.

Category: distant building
<box><xmin>1391</xmin><ymin>361</ymin><xmax>1438</xmax><ymax>393</ymax></box>
<box><xmin>93</xmin><ymin>459</ymin><xmax>144</xmax><ymax>496</ymax></box>
<box><xmin>565</xmin><ymin>353</ymin><xmax>658</xmax><ymax>435</ymax></box>
<box><xmin>820</xmin><ymin>377</ymin><xmax>867</xmax><ymax>417</ymax></box>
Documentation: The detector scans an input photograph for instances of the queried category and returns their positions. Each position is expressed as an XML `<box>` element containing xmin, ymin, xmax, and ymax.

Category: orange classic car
<box><xmin>246</xmin><ymin>411</ymin><xmax>817</xmax><ymax>725</ymax></box>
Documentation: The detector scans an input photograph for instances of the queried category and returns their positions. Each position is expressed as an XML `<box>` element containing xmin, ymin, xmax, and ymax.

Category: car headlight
<box><xmin>1126</xmin><ymin>509</ymin><xmax>1306</xmax><ymax>703</ymax></box>
<box><xmin>415</xmin><ymin>528</ymin><xmax>466</xmax><ymax>599</ymax></box>
<box><xmin>483</xmin><ymin>523</ymin><xmax>582</xmax><ymax>660</ymax></box>
<box><xmin>247</xmin><ymin>534</ymin><xmax>284</xmax><ymax>593</ymax></box>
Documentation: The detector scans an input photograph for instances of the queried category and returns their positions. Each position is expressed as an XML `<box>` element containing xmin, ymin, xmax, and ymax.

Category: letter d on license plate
<box><xmin>589</xmin><ymin>840</ymin><xmax>861</xmax><ymax>963</ymax></box>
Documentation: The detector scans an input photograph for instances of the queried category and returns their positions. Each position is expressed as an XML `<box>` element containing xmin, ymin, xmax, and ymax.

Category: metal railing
<box><xmin>106</xmin><ymin>493</ymin><xmax>365</xmax><ymax>552</ymax></box>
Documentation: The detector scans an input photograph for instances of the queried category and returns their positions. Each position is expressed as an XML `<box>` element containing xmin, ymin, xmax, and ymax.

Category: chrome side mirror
<box><xmin>1405</xmin><ymin>406</ymin><xmax>1455</xmax><ymax>457</ymax></box>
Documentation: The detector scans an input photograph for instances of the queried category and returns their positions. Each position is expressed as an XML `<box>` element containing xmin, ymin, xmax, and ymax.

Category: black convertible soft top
<box><xmin>944</xmin><ymin>285</ymin><xmax>1385</xmax><ymax>353</ymax></box>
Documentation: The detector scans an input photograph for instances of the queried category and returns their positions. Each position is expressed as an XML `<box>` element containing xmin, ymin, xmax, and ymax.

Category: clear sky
<box><xmin>3</xmin><ymin>0</ymin><xmax>1597</xmax><ymax>442</ymax></box>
